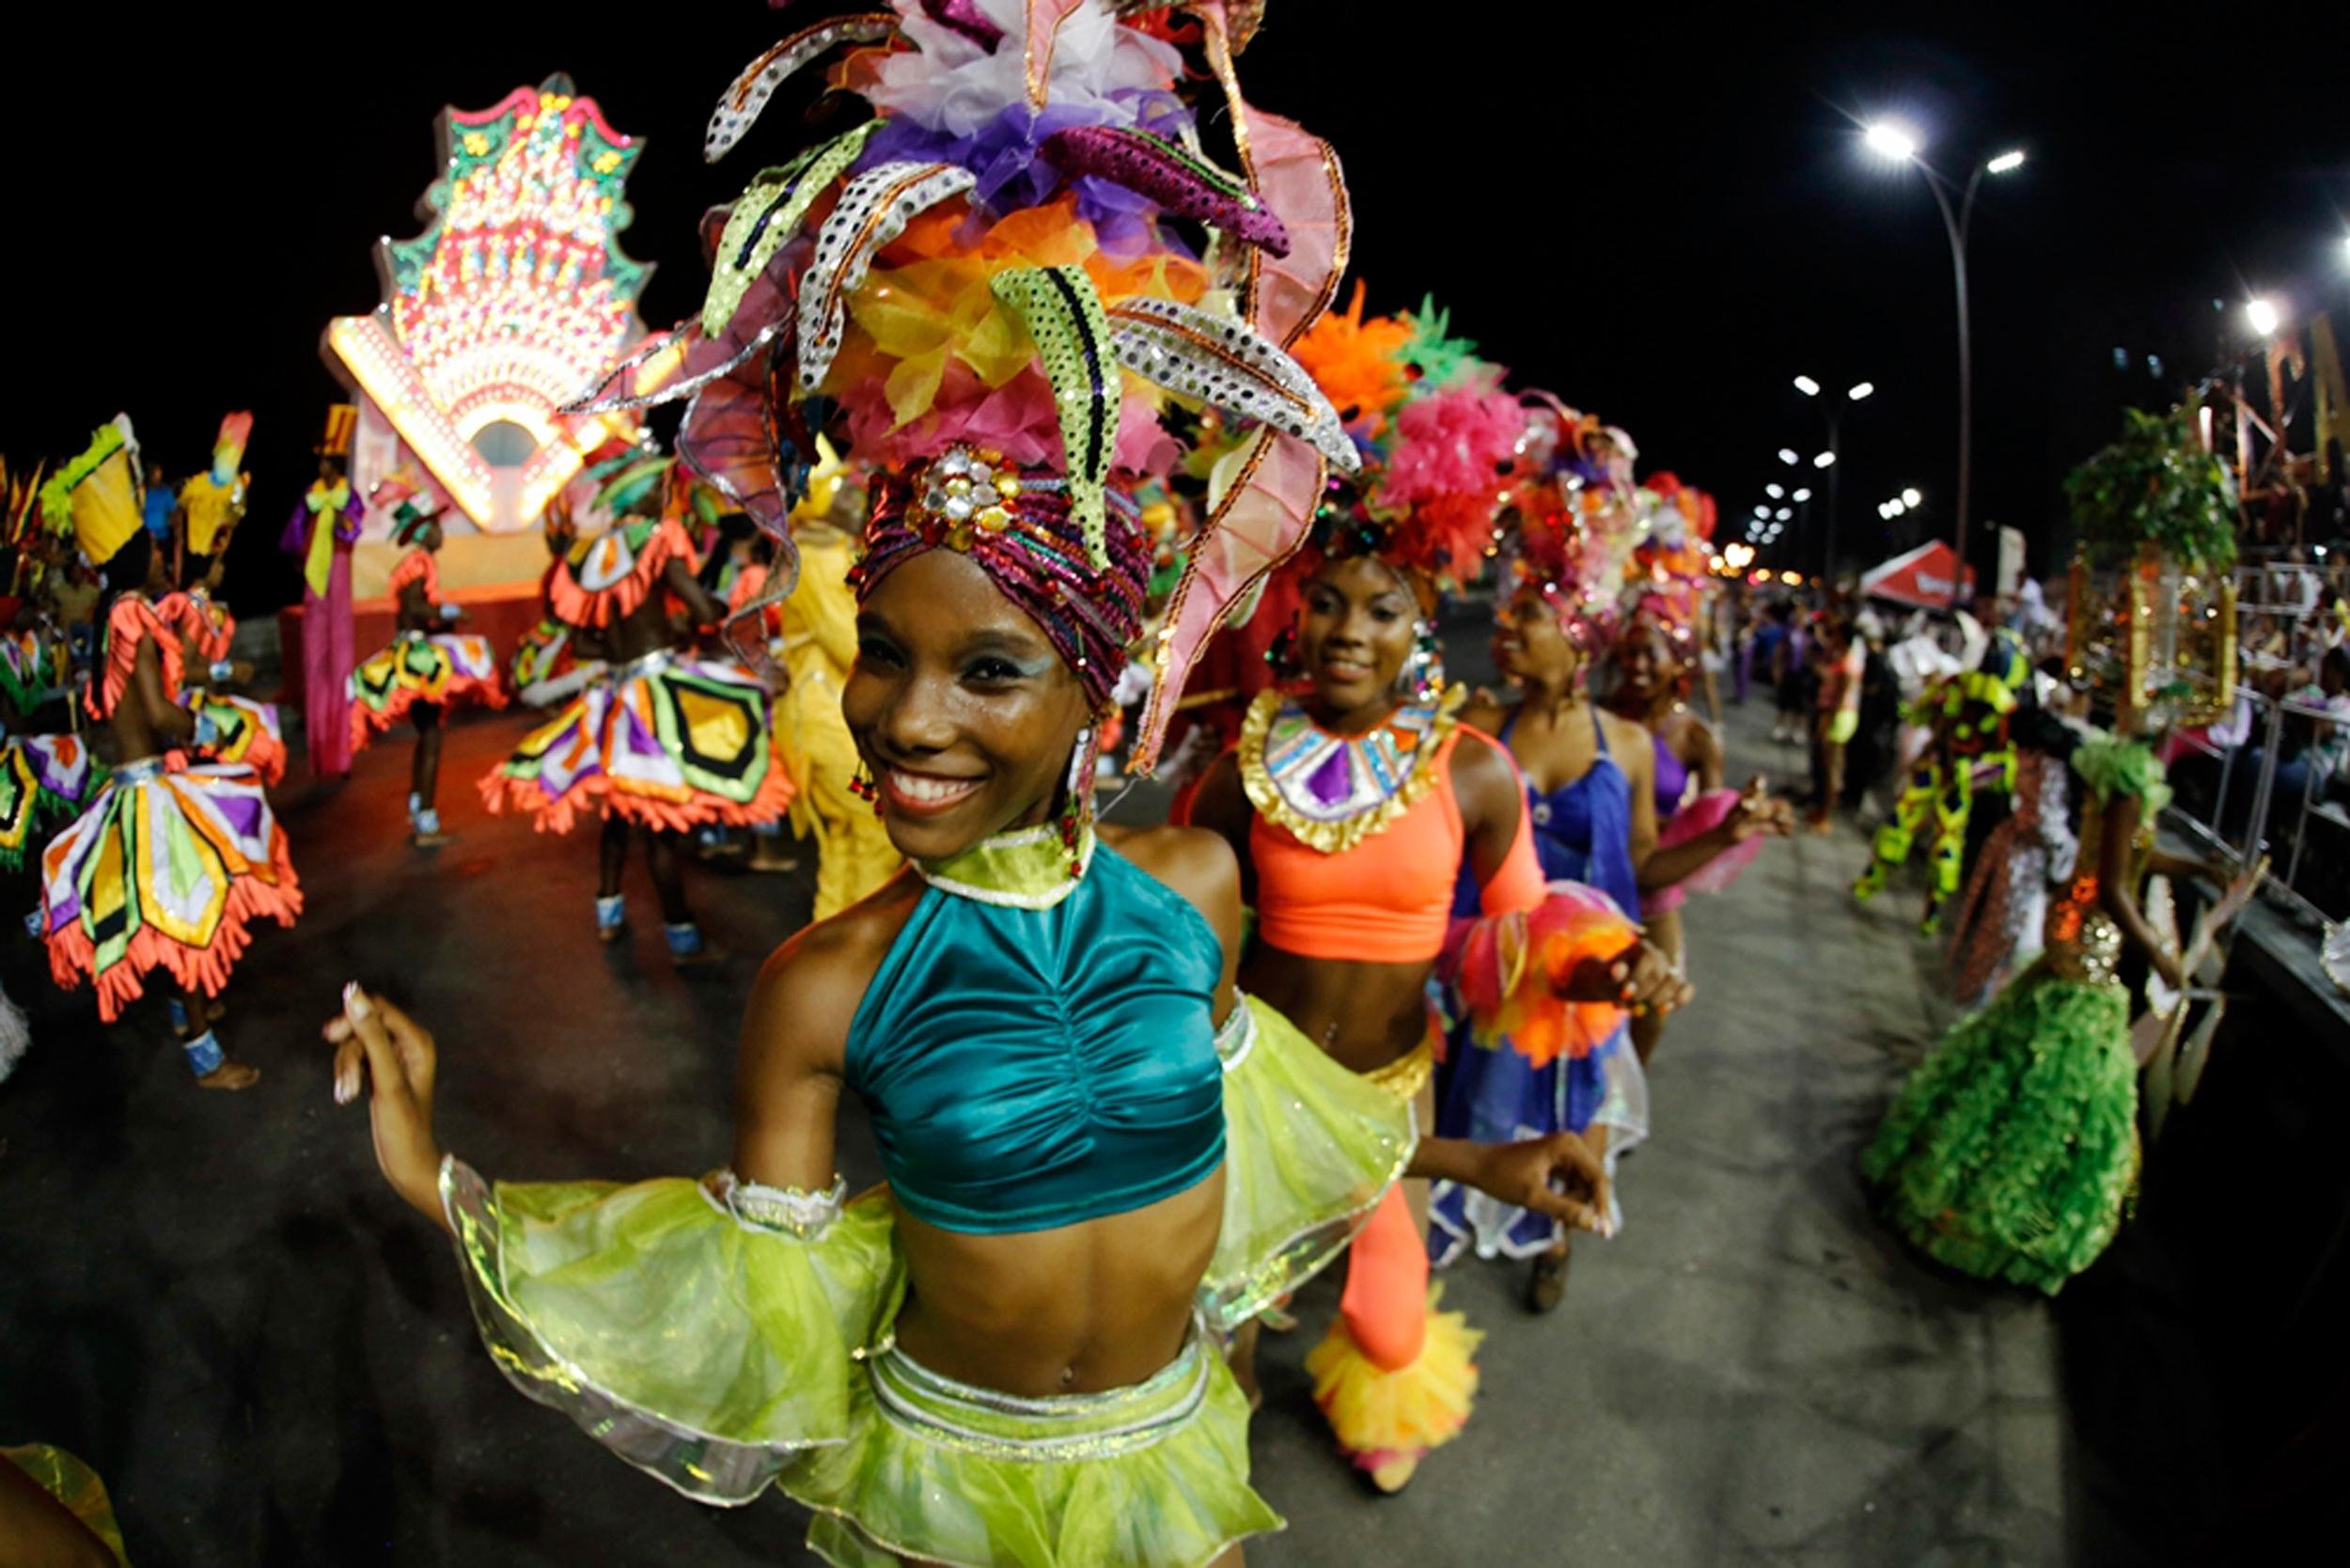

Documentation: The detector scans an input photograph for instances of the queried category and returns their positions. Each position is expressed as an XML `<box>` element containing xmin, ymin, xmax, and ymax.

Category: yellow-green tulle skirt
<box><xmin>436</xmin><ymin>993</ymin><xmax>1409</xmax><ymax>1564</ymax></box>
<box><xmin>2</xmin><ymin>1443</ymin><xmax>131</xmax><ymax>1564</ymax></box>
<box><xmin>1200</xmin><ymin>993</ymin><xmax>1418</xmax><ymax>1333</ymax></box>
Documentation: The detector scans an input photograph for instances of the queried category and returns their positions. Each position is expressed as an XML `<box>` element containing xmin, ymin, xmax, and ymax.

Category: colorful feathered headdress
<box><xmin>572</xmin><ymin>0</ymin><xmax>1355</xmax><ymax>771</ymax></box>
<box><xmin>1624</xmin><ymin>471</ymin><xmax>1716</xmax><ymax>642</ymax></box>
<box><xmin>1279</xmin><ymin>286</ymin><xmax>1526</xmax><ymax>588</ymax></box>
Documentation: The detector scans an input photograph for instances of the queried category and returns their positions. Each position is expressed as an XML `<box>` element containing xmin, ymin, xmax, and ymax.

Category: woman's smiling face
<box><xmin>1298</xmin><ymin>556</ymin><xmax>1421</xmax><ymax>719</ymax></box>
<box><xmin>1494</xmin><ymin>585</ymin><xmax>1579</xmax><ymax>688</ymax></box>
<box><xmin>843</xmin><ymin>548</ymin><xmax>1092</xmax><ymax>861</ymax></box>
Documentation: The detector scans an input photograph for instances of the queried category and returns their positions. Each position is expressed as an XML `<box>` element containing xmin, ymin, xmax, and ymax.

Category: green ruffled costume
<box><xmin>443</xmin><ymin>986</ymin><xmax>1410</xmax><ymax>1566</ymax></box>
<box><xmin>1861</xmin><ymin>734</ymin><xmax>2167</xmax><ymax>1294</ymax></box>
<box><xmin>2</xmin><ymin>1444</ymin><xmax>131</xmax><ymax>1564</ymax></box>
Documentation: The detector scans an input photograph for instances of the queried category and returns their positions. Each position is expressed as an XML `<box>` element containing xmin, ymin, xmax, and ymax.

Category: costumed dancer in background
<box><xmin>1809</xmin><ymin>612</ymin><xmax>1864</xmax><ymax>831</ymax></box>
<box><xmin>771</xmin><ymin>445</ymin><xmax>901</xmax><ymax>916</ymax></box>
<box><xmin>161</xmin><ymin>416</ymin><xmax>288</xmax><ymax>788</ymax></box>
<box><xmin>328</xmin><ymin>8</ymin><xmax>1634</xmax><ymax>1560</ymax></box>
<box><xmin>349</xmin><ymin>504</ymin><xmax>508</xmax><ymax>846</ymax></box>
<box><xmin>480</xmin><ymin>449</ymin><xmax>788</xmax><ymax>962</ymax></box>
<box><xmin>1861</xmin><ymin>401</ymin><xmax>2247</xmax><ymax>1288</ymax></box>
<box><xmin>0</xmin><ymin>721</ymin><xmax>98</xmax><ymax>878</ymax></box>
<box><xmin>0</xmin><ymin>436</ymin><xmax>116</xmax><ymax>888</ymax></box>
<box><xmin>1865</xmin><ymin>407</ymin><xmax>2260</xmax><ymax>1294</ymax></box>
<box><xmin>1190</xmin><ymin>300</ymin><xmax>1690</xmax><ymax>1489</ymax></box>
<box><xmin>1944</xmin><ymin>706</ymin><xmax>2080</xmax><ymax>1008</ymax></box>
<box><xmin>163</xmin><ymin>550</ymin><xmax>288</xmax><ymax>788</ymax></box>
<box><xmin>279</xmin><ymin>425</ymin><xmax>363</xmax><ymax>779</ymax></box>
<box><xmin>37</xmin><ymin>499</ymin><xmax>298</xmax><ymax>1090</ymax></box>
<box><xmin>1438</xmin><ymin>482</ymin><xmax>1655</xmax><ymax>1313</ymax></box>
<box><xmin>509</xmin><ymin>496</ymin><xmax>578</xmax><ymax>698</ymax></box>
<box><xmin>1860</xmin><ymin>698</ymin><xmax>2231</xmax><ymax>1291</ymax></box>
<box><xmin>1851</xmin><ymin>663</ymin><xmax>2021</xmax><ymax>934</ymax></box>
<box><xmin>710</xmin><ymin>523</ymin><xmax>804</xmax><ymax>875</ymax></box>
<box><xmin>1610</xmin><ymin>598</ymin><xmax>1792</xmax><ymax>1066</ymax></box>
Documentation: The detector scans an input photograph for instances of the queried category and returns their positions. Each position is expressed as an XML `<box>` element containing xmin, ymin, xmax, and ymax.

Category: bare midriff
<box><xmin>604</xmin><ymin>590</ymin><xmax>682</xmax><ymax>665</ymax></box>
<box><xmin>888</xmin><ymin>1168</ymin><xmax>1226</xmax><ymax>1396</ymax></box>
<box><xmin>1241</xmin><ymin>942</ymin><xmax>1434</xmax><ymax>1075</ymax></box>
<box><xmin>107</xmin><ymin>687</ymin><xmax>173</xmax><ymax>768</ymax></box>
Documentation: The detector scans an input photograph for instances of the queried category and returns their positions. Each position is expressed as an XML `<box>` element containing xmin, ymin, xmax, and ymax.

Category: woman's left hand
<box><xmin>1559</xmin><ymin>937</ymin><xmax>1693</xmax><ymax>1017</ymax></box>
<box><xmin>1470</xmin><ymin>1131</ymin><xmax>1615</xmax><ymax>1237</ymax></box>
<box><xmin>323</xmin><ymin>984</ymin><xmax>448</xmax><ymax>1228</ymax></box>
<box><xmin>1722</xmin><ymin>776</ymin><xmax>1796</xmax><ymax>842</ymax></box>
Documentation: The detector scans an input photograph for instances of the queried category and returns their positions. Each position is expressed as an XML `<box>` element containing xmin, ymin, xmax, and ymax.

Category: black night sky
<box><xmin>17</xmin><ymin>4</ymin><xmax>2350</xmax><ymax>611</ymax></box>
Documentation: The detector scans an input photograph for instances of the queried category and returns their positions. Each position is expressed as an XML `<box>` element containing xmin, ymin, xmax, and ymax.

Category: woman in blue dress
<box><xmin>1430</xmin><ymin>568</ymin><xmax>1661</xmax><ymax>1310</ymax></box>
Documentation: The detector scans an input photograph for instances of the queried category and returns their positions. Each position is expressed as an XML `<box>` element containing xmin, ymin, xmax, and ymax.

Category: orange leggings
<box><xmin>1339</xmin><ymin>1184</ymin><xmax>1427</xmax><ymax>1371</ymax></box>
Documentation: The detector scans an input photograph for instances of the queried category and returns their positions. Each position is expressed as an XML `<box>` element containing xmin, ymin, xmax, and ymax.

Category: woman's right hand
<box><xmin>324</xmin><ymin>984</ymin><xmax>448</xmax><ymax>1228</ymax></box>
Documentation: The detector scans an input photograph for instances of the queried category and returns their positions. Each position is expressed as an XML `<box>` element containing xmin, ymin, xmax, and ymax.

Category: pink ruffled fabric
<box><xmin>1445</xmin><ymin>882</ymin><xmax>1637</xmax><ymax>1068</ymax></box>
<box><xmin>1649</xmin><ymin>789</ymin><xmax>1764</xmax><ymax>913</ymax></box>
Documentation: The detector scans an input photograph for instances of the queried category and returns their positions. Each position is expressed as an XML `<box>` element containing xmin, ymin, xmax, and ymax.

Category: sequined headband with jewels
<box><xmin>853</xmin><ymin>445</ymin><xmax>1150</xmax><ymax>713</ymax></box>
<box><xmin>887</xmin><ymin>446</ymin><xmax>1142</xmax><ymax>560</ymax></box>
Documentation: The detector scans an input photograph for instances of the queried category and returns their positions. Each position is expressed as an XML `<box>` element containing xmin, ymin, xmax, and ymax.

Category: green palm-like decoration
<box><xmin>2063</xmin><ymin>406</ymin><xmax>2239</xmax><ymax>572</ymax></box>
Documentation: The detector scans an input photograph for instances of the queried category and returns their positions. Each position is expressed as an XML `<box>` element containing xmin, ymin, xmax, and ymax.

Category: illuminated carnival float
<box><xmin>302</xmin><ymin>74</ymin><xmax>673</xmax><ymax>674</ymax></box>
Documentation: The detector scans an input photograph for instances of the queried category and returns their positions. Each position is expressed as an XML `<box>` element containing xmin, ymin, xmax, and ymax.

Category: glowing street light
<box><xmin>1902</xmin><ymin>487</ymin><xmax>1922</xmax><ymax>507</ymax></box>
<box><xmin>1776</xmin><ymin>508</ymin><xmax>1793</xmax><ymax>521</ymax></box>
<box><xmin>1753</xmin><ymin>503</ymin><xmax>1771</xmax><ymax>518</ymax></box>
<box><xmin>1848</xmin><ymin>382</ymin><xmax>1876</xmax><ymax>401</ymax></box>
<box><xmin>1864</xmin><ymin>120</ymin><xmax>1921</xmax><ymax>162</ymax></box>
<box><xmin>2248</xmin><ymin>297</ymin><xmax>2281</xmax><ymax>337</ymax></box>
<box><xmin>1812</xmin><ymin>450</ymin><xmax>1837</xmax><ymax>468</ymax></box>
<box><xmin>1765</xmin><ymin>483</ymin><xmax>1785</xmax><ymax>499</ymax></box>
<box><xmin>1793</xmin><ymin>488</ymin><xmax>1813</xmax><ymax>503</ymax></box>
<box><xmin>1778</xmin><ymin>447</ymin><xmax>1800</xmax><ymax>465</ymax></box>
<box><xmin>1794</xmin><ymin>374</ymin><xmax>1822</xmax><ymax>397</ymax></box>
<box><xmin>1856</xmin><ymin>118</ymin><xmax>2033</xmax><ymax>604</ymax></box>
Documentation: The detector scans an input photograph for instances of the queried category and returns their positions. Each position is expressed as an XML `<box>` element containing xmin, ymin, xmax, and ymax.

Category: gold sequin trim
<box><xmin>1364</xmin><ymin>1041</ymin><xmax>1434</xmax><ymax>1104</ymax></box>
<box><xmin>1236</xmin><ymin>684</ymin><xmax>1465</xmax><ymax>855</ymax></box>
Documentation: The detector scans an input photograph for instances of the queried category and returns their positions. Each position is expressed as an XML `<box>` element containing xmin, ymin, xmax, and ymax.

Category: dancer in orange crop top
<box><xmin>1190</xmin><ymin>550</ymin><xmax>1689</xmax><ymax>1491</ymax></box>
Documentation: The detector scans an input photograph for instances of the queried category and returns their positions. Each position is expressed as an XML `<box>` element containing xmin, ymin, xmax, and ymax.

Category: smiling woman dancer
<box><xmin>330</xmin><ymin>454</ymin><xmax>1631</xmax><ymax>1568</ymax></box>
<box><xmin>325</xmin><ymin>4</ymin><xmax>1635</xmax><ymax>1561</ymax></box>
<box><xmin>1188</xmin><ymin>459</ymin><xmax>1691</xmax><ymax>1487</ymax></box>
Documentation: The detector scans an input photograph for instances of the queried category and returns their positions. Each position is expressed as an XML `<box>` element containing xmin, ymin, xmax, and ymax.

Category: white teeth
<box><xmin>888</xmin><ymin>770</ymin><xmax>980</xmax><ymax>805</ymax></box>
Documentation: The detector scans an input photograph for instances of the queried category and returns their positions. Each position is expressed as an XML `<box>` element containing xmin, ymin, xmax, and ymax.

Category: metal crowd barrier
<box><xmin>2164</xmin><ymin>684</ymin><xmax>2344</xmax><ymax>931</ymax></box>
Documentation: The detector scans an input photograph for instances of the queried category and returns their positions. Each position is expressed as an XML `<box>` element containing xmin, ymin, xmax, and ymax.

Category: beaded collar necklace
<box><xmin>1237</xmin><ymin>683</ymin><xmax>1465</xmax><ymax>855</ymax></box>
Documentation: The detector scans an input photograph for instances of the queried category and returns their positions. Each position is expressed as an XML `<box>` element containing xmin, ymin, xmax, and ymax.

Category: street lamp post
<box><xmin>1792</xmin><ymin>376</ymin><xmax>1874</xmax><ymax>581</ymax></box>
<box><xmin>1863</xmin><ymin>122</ymin><xmax>2026</xmax><ymax>605</ymax></box>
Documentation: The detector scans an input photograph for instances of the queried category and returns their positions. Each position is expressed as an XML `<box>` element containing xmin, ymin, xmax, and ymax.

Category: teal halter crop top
<box><xmin>844</xmin><ymin>824</ymin><xmax>1227</xmax><ymax>1235</ymax></box>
